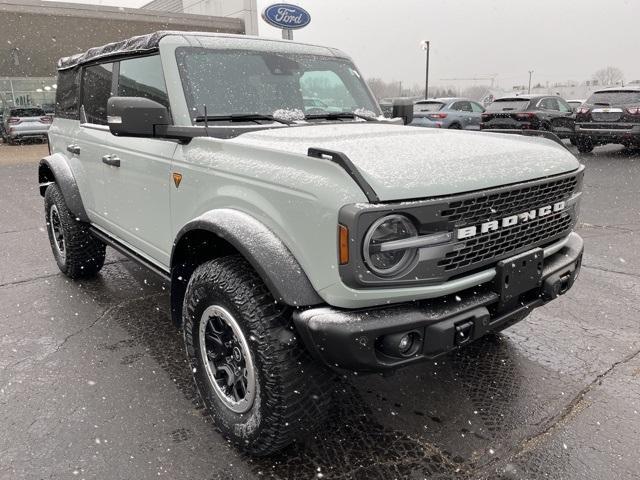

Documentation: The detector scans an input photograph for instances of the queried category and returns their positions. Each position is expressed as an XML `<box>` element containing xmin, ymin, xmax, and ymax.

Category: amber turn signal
<box><xmin>338</xmin><ymin>225</ymin><xmax>349</xmax><ymax>265</ymax></box>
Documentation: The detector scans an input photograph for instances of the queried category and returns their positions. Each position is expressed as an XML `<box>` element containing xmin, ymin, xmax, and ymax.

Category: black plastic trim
<box><xmin>38</xmin><ymin>155</ymin><xmax>89</xmax><ymax>222</ymax></box>
<box><xmin>294</xmin><ymin>233</ymin><xmax>583</xmax><ymax>372</ymax></box>
<box><xmin>308</xmin><ymin>147</ymin><xmax>379</xmax><ymax>203</ymax></box>
<box><xmin>89</xmin><ymin>227</ymin><xmax>170</xmax><ymax>282</ymax></box>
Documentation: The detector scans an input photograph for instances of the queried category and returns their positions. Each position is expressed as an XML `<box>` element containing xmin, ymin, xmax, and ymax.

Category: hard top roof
<box><xmin>57</xmin><ymin>31</ymin><xmax>348</xmax><ymax>71</ymax></box>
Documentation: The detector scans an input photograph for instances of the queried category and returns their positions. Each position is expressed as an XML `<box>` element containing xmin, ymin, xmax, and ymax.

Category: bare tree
<box><xmin>592</xmin><ymin>66</ymin><xmax>625</xmax><ymax>86</ymax></box>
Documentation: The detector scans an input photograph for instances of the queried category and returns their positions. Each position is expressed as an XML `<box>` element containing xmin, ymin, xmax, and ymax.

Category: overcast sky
<box><xmin>50</xmin><ymin>0</ymin><xmax>640</xmax><ymax>88</ymax></box>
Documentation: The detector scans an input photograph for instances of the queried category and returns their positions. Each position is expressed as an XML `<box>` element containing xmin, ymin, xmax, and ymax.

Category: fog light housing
<box><xmin>377</xmin><ymin>331</ymin><xmax>422</xmax><ymax>358</ymax></box>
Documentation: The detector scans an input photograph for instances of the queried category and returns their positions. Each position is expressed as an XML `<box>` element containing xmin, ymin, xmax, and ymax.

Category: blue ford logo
<box><xmin>262</xmin><ymin>3</ymin><xmax>311</xmax><ymax>30</ymax></box>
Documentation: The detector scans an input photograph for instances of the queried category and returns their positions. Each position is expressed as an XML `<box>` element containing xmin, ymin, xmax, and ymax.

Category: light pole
<box><xmin>420</xmin><ymin>40</ymin><xmax>430</xmax><ymax>99</ymax></box>
<box><xmin>528</xmin><ymin>70</ymin><xmax>534</xmax><ymax>94</ymax></box>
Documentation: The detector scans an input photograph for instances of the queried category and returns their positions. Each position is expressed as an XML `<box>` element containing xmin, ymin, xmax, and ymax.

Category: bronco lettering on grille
<box><xmin>456</xmin><ymin>201</ymin><xmax>566</xmax><ymax>240</ymax></box>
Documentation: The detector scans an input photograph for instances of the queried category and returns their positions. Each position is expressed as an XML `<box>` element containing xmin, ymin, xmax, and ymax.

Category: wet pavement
<box><xmin>0</xmin><ymin>142</ymin><xmax>638</xmax><ymax>479</ymax></box>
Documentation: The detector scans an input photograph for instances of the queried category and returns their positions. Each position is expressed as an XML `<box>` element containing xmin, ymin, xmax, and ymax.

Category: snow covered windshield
<box><xmin>176</xmin><ymin>48</ymin><xmax>379</xmax><ymax>122</ymax></box>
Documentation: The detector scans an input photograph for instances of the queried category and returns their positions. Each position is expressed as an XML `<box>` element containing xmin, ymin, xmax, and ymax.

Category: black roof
<box><xmin>57</xmin><ymin>31</ymin><xmax>174</xmax><ymax>71</ymax></box>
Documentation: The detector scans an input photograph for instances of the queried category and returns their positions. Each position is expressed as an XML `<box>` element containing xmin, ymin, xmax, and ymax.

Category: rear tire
<box><xmin>183</xmin><ymin>255</ymin><xmax>333</xmax><ymax>456</ymax></box>
<box><xmin>44</xmin><ymin>184</ymin><xmax>106</xmax><ymax>279</ymax></box>
<box><xmin>576</xmin><ymin>138</ymin><xmax>594</xmax><ymax>153</ymax></box>
<box><xmin>448</xmin><ymin>123</ymin><xmax>462</xmax><ymax>129</ymax></box>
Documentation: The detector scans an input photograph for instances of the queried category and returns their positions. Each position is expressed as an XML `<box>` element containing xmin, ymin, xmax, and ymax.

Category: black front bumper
<box><xmin>293</xmin><ymin>233</ymin><xmax>583</xmax><ymax>373</ymax></box>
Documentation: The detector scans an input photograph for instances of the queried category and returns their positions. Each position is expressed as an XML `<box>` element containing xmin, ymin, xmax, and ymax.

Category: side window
<box><xmin>55</xmin><ymin>68</ymin><xmax>80</xmax><ymax>120</ymax></box>
<box><xmin>557</xmin><ymin>99</ymin><xmax>572</xmax><ymax>113</ymax></box>
<box><xmin>117</xmin><ymin>55</ymin><xmax>169</xmax><ymax>109</ymax></box>
<box><xmin>452</xmin><ymin>101</ymin><xmax>472</xmax><ymax>112</ymax></box>
<box><xmin>81</xmin><ymin>63</ymin><xmax>113</xmax><ymax>125</ymax></box>
<box><xmin>539</xmin><ymin>97</ymin><xmax>559</xmax><ymax>111</ymax></box>
<box><xmin>470</xmin><ymin>102</ymin><xmax>485</xmax><ymax>113</ymax></box>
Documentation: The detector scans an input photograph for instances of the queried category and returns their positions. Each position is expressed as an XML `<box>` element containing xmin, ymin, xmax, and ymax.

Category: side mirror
<box><xmin>107</xmin><ymin>97</ymin><xmax>170</xmax><ymax>137</ymax></box>
<box><xmin>392</xmin><ymin>98</ymin><xmax>414</xmax><ymax>125</ymax></box>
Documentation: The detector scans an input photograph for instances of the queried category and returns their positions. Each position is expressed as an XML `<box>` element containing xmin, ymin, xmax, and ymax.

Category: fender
<box><xmin>172</xmin><ymin>209</ymin><xmax>323</xmax><ymax>316</ymax></box>
<box><xmin>38</xmin><ymin>154</ymin><xmax>89</xmax><ymax>222</ymax></box>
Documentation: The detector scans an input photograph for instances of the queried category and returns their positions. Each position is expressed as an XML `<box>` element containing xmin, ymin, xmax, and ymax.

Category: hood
<box><xmin>230</xmin><ymin>123</ymin><xmax>580</xmax><ymax>202</ymax></box>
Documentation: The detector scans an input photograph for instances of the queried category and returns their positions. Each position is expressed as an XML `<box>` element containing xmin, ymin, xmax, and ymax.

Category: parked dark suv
<box><xmin>574</xmin><ymin>87</ymin><xmax>640</xmax><ymax>153</ymax></box>
<box><xmin>481</xmin><ymin>95</ymin><xmax>575</xmax><ymax>140</ymax></box>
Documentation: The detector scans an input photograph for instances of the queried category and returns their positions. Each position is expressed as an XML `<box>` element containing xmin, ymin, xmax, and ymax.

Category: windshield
<box><xmin>414</xmin><ymin>101</ymin><xmax>445</xmax><ymax>113</ymax></box>
<box><xmin>485</xmin><ymin>99</ymin><xmax>530</xmax><ymax>112</ymax></box>
<box><xmin>587</xmin><ymin>90</ymin><xmax>640</xmax><ymax>105</ymax></box>
<box><xmin>176</xmin><ymin>48</ymin><xmax>379</xmax><ymax>121</ymax></box>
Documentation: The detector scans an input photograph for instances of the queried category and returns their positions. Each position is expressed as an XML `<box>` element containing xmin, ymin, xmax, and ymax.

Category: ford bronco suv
<box><xmin>40</xmin><ymin>32</ymin><xmax>584</xmax><ymax>455</ymax></box>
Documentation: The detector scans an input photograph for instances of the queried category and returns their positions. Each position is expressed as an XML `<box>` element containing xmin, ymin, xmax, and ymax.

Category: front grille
<box><xmin>439</xmin><ymin>175</ymin><xmax>577</xmax><ymax>226</ymax></box>
<box><xmin>436</xmin><ymin>175</ymin><xmax>579</xmax><ymax>273</ymax></box>
<box><xmin>438</xmin><ymin>212</ymin><xmax>573</xmax><ymax>271</ymax></box>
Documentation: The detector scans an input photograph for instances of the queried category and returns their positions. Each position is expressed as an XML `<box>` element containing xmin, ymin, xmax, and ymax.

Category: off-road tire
<box><xmin>576</xmin><ymin>138</ymin><xmax>594</xmax><ymax>153</ymax></box>
<box><xmin>183</xmin><ymin>255</ymin><xmax>334</xmax><ymax>456</ymax></box>
<box><xmin>44</xmin><ymin>183</ymin><xmax>106</xmax><ymax>279</ymax></box>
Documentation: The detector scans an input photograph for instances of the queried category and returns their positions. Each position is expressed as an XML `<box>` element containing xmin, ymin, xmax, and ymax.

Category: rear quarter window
<box><xmin>55</xmin><ymin>69</ymin><xmax>80</xmax><ymax>120</ymax></box>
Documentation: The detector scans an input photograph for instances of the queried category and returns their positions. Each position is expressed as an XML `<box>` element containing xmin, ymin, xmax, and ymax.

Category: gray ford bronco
<box><xmin>40</xmin><ymin>31</ymin><xmax>584</xmax><ymax>455</ymax></box>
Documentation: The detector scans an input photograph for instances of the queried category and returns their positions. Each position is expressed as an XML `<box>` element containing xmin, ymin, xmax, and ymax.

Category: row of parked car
<box><xmin>387</xmin><ymin>86</ymin><xmax>640</xmax><ymax>153</ymax></box>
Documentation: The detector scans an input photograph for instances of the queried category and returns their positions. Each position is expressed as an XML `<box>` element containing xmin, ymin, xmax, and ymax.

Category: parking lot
<box><xmin>0</xmin><ymin>141</ymin><xmax>638</xmax><ymax>479</ymax></box>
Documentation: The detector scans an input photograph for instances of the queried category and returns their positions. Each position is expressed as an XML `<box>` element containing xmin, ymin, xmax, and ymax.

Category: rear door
<box><xmin>76</xmin><ymin>61</ymin><xmax>115</xmax><ymax>223</ymax></box>
<box><xmin>101</xmin><ymin>55</ymin><xmax>176</xmax><ymax>266</ymax></box>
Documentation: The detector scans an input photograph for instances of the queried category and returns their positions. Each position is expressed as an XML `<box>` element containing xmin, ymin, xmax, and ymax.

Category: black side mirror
<box><xmin>107</xmin><ymin>97</ymin><xmax>170</xmax><ymax>137</ymax></box>
<box><xmin>392</xmin><ymin>98</ymin><xmax>414</xmax><ymax>125</ymax></box>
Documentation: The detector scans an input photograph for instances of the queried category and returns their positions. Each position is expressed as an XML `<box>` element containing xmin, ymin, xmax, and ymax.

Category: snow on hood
<box><xmin>229</xmin><ymin>123</ymin><xmax>581</xmax><ymax>202</ymax></box>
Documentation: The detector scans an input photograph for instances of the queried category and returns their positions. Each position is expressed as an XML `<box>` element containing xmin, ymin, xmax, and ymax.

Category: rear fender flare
<box><xmin>38</xmin><ymin>154</ymin><xmax>89</xmax><ymax>222</ymax></box>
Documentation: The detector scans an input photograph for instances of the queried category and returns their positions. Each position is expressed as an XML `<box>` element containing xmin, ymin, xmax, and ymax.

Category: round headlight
<box><xmin>363</xmin><ymin>214</ymin><xmax>418</xmax><ymax>277</ymax></box>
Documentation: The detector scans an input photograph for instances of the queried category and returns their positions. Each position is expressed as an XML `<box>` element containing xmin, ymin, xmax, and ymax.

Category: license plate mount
<box><xmin>495</xmin><ymin>248</ymin><xmax>544</xmax><ymax>303</ymax></box>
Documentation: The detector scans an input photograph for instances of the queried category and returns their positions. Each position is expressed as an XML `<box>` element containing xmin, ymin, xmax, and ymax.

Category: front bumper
<box><xmin>294</xmin><ymin>232</ymin><xmax>583</xmax><ymax>372</ymax></box>
<box><xmin>575</xmin><ymin>124</ymin><xmax>640</xmax><ymax>143</ymax></box>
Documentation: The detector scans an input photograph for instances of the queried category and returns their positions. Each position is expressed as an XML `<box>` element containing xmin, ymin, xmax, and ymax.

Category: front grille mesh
<box><xmin>436</xmin><ymin>175</ymin><xmax>579</xmax><ymax>273</ymax></box>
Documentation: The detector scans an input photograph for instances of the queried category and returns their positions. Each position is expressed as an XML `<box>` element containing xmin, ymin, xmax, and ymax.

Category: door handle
<box><xmin>67</xmin><ymin>144</ymin><xmax>81</xmax><ymax>155</ymax></box>
<box><xmin>102</xmin><ymin>154</ymin><xmax>121</xmax><ymax>167</ymax></box>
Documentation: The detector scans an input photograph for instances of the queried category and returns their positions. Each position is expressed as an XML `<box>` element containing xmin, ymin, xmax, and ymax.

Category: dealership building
<box><xmin>0</xmin><ymin>0</ymin><xmax>256</xmax><ymax>112</ymax></box>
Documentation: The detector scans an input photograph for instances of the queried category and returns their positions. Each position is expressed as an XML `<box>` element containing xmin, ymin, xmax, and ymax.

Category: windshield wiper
<box><xmin>305</xmin><ymin>112</ymin><xmax>378</xmax><ymax>122</ymax></box>
<box><xmin>194</xmin><ymin>114</ymin><xmax>294</xmax><ymax>125</ymax></box>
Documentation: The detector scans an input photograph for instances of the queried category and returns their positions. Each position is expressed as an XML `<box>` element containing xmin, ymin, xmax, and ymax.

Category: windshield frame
<box><xmin>175</xmin><ymin>46</ymin><xmax>381</xmax><ymax>125</ymax></box>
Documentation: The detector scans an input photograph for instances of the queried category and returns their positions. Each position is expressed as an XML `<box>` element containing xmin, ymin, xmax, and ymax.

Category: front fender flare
<box><xmin>38</xmin><ymin>154</ymin><xmax>89</xmax><ymax>222</ymax></box>
<box><xmin>172</xmin><ymin>209</ymin><xmax>323</xmax><ymax>308</ymax></box>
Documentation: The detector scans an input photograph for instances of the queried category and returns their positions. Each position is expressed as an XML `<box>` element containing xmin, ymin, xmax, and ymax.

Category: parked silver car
<box><xmin>1</xmin><ymin>107</ymin><xmax>51</xmax><ymax>144</ymax></box>
<box><xmin>410</xmin><ymin>97</ymin><xmax>485</xmax><ymax>129</ymax></box>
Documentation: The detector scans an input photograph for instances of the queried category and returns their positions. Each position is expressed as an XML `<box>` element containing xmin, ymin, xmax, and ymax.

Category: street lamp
<box><xmin>420</xmin><ymin>40</ymin><xmax>430</xmax><ymax>99</ymax></box>
<box><xmin>528</xmin><ymin>70</ymin><xmax>534</xmax><ymax>94</ymax></box>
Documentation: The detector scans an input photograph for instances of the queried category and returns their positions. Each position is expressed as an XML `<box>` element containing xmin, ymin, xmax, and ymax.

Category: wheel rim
<box><xmin>49</xmin><ymin>204</ymin><xmax>66</xmax><ymax>262</ymax></box>
<box><xmin>198</xmin><ymin>305</ymin><xmax>256</xmax><ymax>413</ymax></box>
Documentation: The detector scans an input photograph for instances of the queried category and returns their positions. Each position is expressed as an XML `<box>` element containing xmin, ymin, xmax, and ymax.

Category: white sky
<box><xmin>48</xmin><ymin>0</ymin><xmax>640</xmax><ymax>88</ymax></box>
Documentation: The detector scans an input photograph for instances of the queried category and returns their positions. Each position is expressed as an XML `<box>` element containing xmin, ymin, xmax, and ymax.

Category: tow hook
<box><xmin>454</xmin><ymin>320</ymin><xmax>474</xmax><ymax>346</ymax></box>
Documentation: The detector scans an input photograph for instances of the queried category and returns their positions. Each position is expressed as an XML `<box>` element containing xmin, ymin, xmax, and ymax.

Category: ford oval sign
<box><xmin>262</xmin><ymin>3</ymin><xmax>311</xmax><ymax>30</ymax></box>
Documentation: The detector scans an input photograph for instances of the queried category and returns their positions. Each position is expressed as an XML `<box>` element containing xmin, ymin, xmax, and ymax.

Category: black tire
<box><xmin>448</xmin><ymin>123</ymin><xmax>462</xmax><ymax>129</ymax></box>
<box><xmin>44</xmin><ymin>183</ymin><xmax>106</xmax><ymax>279</ymax></box>
<box><xmin>183</xmin><ymin>255</ymin><xmax>333</xmax><ymax>456</ymax></box>
<box><xmin>576</xmin><ymin>138</ymin><xmax>594</xmax><ymax>153</ymax></box>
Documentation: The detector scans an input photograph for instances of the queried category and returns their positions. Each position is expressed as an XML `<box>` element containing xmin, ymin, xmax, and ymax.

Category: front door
<box><xmin>101</xmin><ymin>55</ymin><xmax>176</xmax><ymax>267</ymax></box>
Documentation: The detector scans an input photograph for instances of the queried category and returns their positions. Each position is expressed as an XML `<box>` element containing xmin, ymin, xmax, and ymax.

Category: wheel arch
<box><xmin>170</xmin><ymin>209</ymin><xmax>323</xmax><ymax>326</ymax></box>
<box><xmin>38</xmin><ymin>154</ymin><xmax>89</xmax><ymax>222</ymax></box>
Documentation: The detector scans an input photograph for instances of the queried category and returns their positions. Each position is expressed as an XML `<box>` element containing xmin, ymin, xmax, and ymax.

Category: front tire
<box><xmin>183</xmin><ymin>256</ymin><xmax>333</xmax><ymax>456</ymax></box>
<box><xmin>44</xmin><ymin>184</ymin><xmax>106</xmax><ymax>279</ymax></box>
